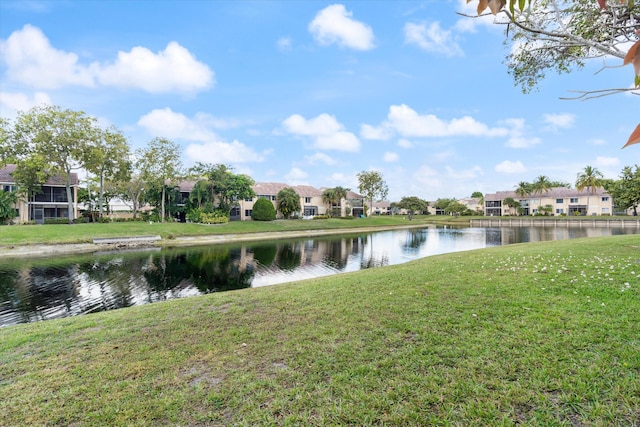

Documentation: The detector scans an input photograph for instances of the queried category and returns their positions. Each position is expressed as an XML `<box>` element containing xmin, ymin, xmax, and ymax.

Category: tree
<box><xmin>529</xmin><ymin>175</ymin><xmax>555</xmax><ymax>214</ymax></box>
<box><xmin>0</xmin><ymin>190</ymin><xmax>18</xmax><ymax>224</ymax></box>
<box><xmin>252</xmin><ymin>197</ymin><xmax>276</xmax><ymax>221</ymax></box>
<box><xmin>503</xmin><ymin>196</ymin><xmax>520</xmax><ymax>216</ymax></box>
<box><xmin>9</xmin><ymin>105</ymin><xmax>100</xmax><ymax>224</ymax></box>
<box><xmin>277</xmin><ymin>187</ymin><xmax>301</xmax><ymax>219</ymax></box>
<box><xmin>191</xmin><ymin>163</ymin><xmax>256</xmax><ymax>215</ymax></box>
<box><xmin>115</xmin><ymin>174</ymin><xmax>145</xmax><ymax>220</ymax></box>
<box><xmin>137</xmin><ymin>137</ymin><xmax>182</xmax><ymax>223</ymax></box>
<box><xmin>576</xmin><ymin>165</ymin><xmax>605</xmax><ymax>214</ymax></box>
<box><xmin>464</xmin><ymin>1</ymin><xmax>639</xmax><ymax>147</ymax></box>
<box><xmin>188</xmin><ymin>180</ymin><xmax>212</xmax><ymax>210</ymax></box>
<box><xmin>322</xmin><ymin>186</ymin><xmax>350</xmax><ymax>217</ymax></box>
<box><xmin>514</xmin><ymin>181</ymin><xmax>532</xmax><ymax>199</ymax></box>
<box><xmin>605</xmin><ymin>165</ymin><xmax>640</xmax><ymax>215</ymax></box>
<box><xmin>356</xmin><ymin>170</ymin><xmax>389</xmax><ymax>217</ymax></box>
<box><xmin>396</xmin><ymin>196</ymin><xmax>429</xmax><ymax>219</ymax></box>
<box><xmin>84</xmin><ymin>126</ymin><xmax>131</xmax><ymax>220</ymax></box>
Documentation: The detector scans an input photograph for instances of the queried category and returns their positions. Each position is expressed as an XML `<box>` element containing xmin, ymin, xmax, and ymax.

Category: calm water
<box><xmin>1</xmin><ymin>226</ymin><xmax>638</xmax><ymax>327</ymax></box>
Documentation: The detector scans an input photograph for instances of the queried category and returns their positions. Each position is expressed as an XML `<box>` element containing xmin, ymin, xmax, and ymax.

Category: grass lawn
<box><xmin>0</xmin><ymin>215</ymin><xmax>469</xmax><ymax>246</ymax></box>
<box><xmin>1</xmin><ymin>234</ymin><xmax>639</xmax><ymax>425</ymax></box>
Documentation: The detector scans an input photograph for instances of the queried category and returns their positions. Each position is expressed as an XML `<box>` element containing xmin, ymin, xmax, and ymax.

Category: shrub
<box><xmin>44</xmin><ymin>218</ymin><xmax>71</xmax><ymax>225</ymax></box>
<box><xmin>252</xmin><ymin>198</ymin><xmax>276</xmax><ymax>221</ymax></box>
<box><xmin>312</xmin><ymin>214</ymin><xmax>330</xmax><ymax>220</ymax></box>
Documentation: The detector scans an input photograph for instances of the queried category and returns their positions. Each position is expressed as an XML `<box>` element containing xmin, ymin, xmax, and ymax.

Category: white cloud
<box><xmin>138</xmin><ymin>108</ymin><xmax>263</xmax><ymax>164</ymax></box>
<box><xmin>185</xmin><ymin>140</ymin><xmax>264</xmax><ymax>164</ymax></box>
<box><xmin>277</xmin><ymin>37</ymin><xmax>292</xmax><ymax>51</ymax></box>
<box><xmin>0</xmin><ymin>91</ymin><xmax>51</xmax><ymax>115</ymax></box>
<box><xmin>97</xmin><ymin>41</ymin><xmax>214</xmax><ymax>94</ymax></box>
<box><xmin>285</xmin><ymin>167</ymin><xmax>308</xmax><ymax>184</ymax></box>
<box><xmin>501</xmin><ymin>118</ymin><xmax>542</xmax><ymax>148</ymax></box>
<box><xmin>383</xmin><ymin>152</ymin><xmax>399</xmax><ymax>162</ymax></box>
<box><xmin>397</xmin><ymin>138</ymin><xmax>413</xmax><ymax>148</ymax></box>
<box><xmin>360</xmin><ymin>123</ymin><xmax>392</xmax><ymax>140</ymax></box>
<box><xmin>446</xmin><ymin>165</ymin><xmax>483</xmax><ymax>180</ymax></box>
<box><xmin>589</xmin><ymin>138</ymin><xmax>607</xmax><ymax>146</ymax></box>
<box><xmin>595</xmin><ymin>156</ymin><xmax>620</xmax><ymax>167</ymax></box>
<box><xmin>282</xmin><ymin>113</ymin><xmax>360</xmax><ymax>152</ymax></box>
<box><xmin>0</xmin><ymin>25</ymin><xmax>213</xmax><ymax>94</ymax></box>
<box><xmin>380</xmin><ymin>104</ymin><xmax>508</xmax><ymax>138</ymax></box>
<box><xmin>0</xmin><ymin>25</ymin><xmax>95</xmax><ymax>89</ymax></box>
<box><xmin>404</xmin><ymin>22</ymin><xmax>463</xmax><ymax>57</ymax></box>
<box><xmin>543</xmin><ymin>113</ymin><xmax>575</xmax><ymax>131</ymax></box>
<box><xmin>305</xmin><ymin>152</ymin><xmax>337</xmax><ymax>165</ymax></box>
<box><xmin>412</xmin><ymin>165</ymin><xmax>441</xmax><ymax>188</ymax></box>
<box><xmin>138</xmin><ymin>108</ymin><xmax>218</xmax><ymax>141</ymax></box>
<box><xmin>495</xmin><ymin>160</ymin><xmax>526</xmax><ymax>174</ymax></box>
<box><xmin>309</xmin><ymin>4</ymin><xmax>375</xmax><ymax>50</ymax></box>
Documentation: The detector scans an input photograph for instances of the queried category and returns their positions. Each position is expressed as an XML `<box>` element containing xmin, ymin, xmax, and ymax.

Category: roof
<box><xmin>485</xmin><ymin>187</ymin><xmax>610</xmax><ymax>201</ymax></box>
<box><xmin>0</xmin><ymin>164</ymin><xmax>79</xmax><ymax>186</ymax></box>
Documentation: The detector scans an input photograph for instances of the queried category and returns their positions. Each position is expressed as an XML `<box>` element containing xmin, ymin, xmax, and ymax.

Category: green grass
<box><xmin>1</xmin><ymin>234</ymin><xmax>639</xmax><ymax>426</ymax></box>
<box><xmin>0</xmin><ymin>215</ymin><xmax>469</xmax><ymax>245</ymax></box>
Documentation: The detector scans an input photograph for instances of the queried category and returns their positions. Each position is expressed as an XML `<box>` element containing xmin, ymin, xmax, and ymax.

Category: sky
<box><xmin>0</xmin><ymin>0</ymin><xmax>638</xmax><ymax>202</ymax></box>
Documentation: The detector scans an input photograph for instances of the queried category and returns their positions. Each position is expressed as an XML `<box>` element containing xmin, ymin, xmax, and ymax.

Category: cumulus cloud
<box><xmin>0</xmin><ymin>25</ymin><xmax>213</xmax><ymax>94</ymax></box>
<box><xmin>365</xmin><ymin>104</ymin><xmax>508</xmax><ymax>138</ymax></box>
<box><xmin>305</xmin><ymin>152</ymin><xmax>337</xmax><ymax>165</ymax></box>
<box><xmin>185</xmin><ymin>140</ymin><xmax>264</xmax><ymax>164</ymax></box>
<box><xmin>495</xmin><ymin>160</ymin><xmax>526</xmax><ymax>174</ymax></box>
<box><xmin>446</xmin><ymin>165</ymin><xmax>483</xmax><ymax>180</ymax></box>
<box><xmin>309</xmin><ymin>4</ymin><xmax>375</xmax><ymax>50</ymax></box>
<box><xmin>138</xmin><ymin>108</ymin><xmax>217</xmax><ymax>141</ymax></box>
<box><xmin>97</xmin><ymin>42</ymin><xmax>214</xmax><ymax>94</ymax></box>
<box><xmin>404</xmin><ymin>22</ymin><xmax>463</xmax><ymax>57</ymax></box>
<box><xmin>0</xmin><ymin>91</ymin><xmax>51</xmax><ymax>115</ymax></box>
<box><xmin>282</xmin><ymin>113</ymin><xmax>360</xmax><ymax>152</ymax></box>
<box><xmin>0</xmin><ymin>25</ymin><xmax>94</xmax><ymax>89</ymax></box>
<box><xmin>543</xmin><ymin>113</ymin><xmax>575</xmax><ymax>131</ymax></box>
<box><xmin>397</xmin><ymin>138</ymin><xmax>413</xmax><ymax>148</ymax></box>
<box><xmin>285</xmin><ymin>167</ymin><xmax>309</xmax><ymax>184</ymax></box>
<box><xmin>360</xmin><ymin>123</ymin><xmax>392</xmax><ymax>140</ymax></box>
<box><xmin>500</xmin><ymin>118</ymin><xmax>542</xmax><ymax>148</ymax></box>
<box><xmin>383</xmin><ymin>152</ymin><xmax>399</xmax><ymax>162</ymax></box>
<box><xmin>412</xmin><ymin>165</ymin><xmax>441</xmax><ymax>188</ymax></box>
<box><xmin>138</xmin><ymin>108</ymin><xmax>263</xmax><ymax>164</ymax></box>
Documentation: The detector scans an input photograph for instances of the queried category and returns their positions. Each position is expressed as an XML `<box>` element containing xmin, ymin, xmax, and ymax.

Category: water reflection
<box><xmin>1</xmin><ymin>225</ymin><xmax>638</xmax><ymax>327</ymax></box>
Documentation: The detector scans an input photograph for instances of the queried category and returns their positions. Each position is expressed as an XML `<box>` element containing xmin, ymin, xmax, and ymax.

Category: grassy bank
<box><xmin>0</xmin><ymin>215</ymin><xmax>468</xmax><ymax>246</ymax></box>
<box><xmin>1</xmin><ymin>235</ymin><xmax>639</xmax><ymax>425</ymax></box>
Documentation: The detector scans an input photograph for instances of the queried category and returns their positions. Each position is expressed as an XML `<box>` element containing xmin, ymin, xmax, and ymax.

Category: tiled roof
<box><xmin>485</xmin><ymin>187</ymin><xmax>610</xmax><ymax>201</ymax></box>
<box><xmin>253</xmin><ymin>182</ymin><xmax>289</xmax><ymax>196</ymax></box>
<box><xmin>0</xmin><ymin>164</ymin><xmax>79</xmax><ymax>186</ymax></box>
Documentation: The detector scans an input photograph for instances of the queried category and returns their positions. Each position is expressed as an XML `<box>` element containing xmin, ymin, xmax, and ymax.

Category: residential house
<box><xmin>238</xmin><ymin>183</ymin><xmax>364</xmax><ymax>220</ymax></box>
<box><xmin>484</xmin><ymin>187</ymin><xmax>615</xmax><ymax>216</ymax></box>
<box><xmin>0</xmin><ymin>164</ymin><xmax>79</xmax><ymax>224</ymax></box>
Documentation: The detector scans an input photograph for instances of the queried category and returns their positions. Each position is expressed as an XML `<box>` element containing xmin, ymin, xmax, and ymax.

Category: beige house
<box><xmin>0</xmin><ymin>164</ymin><xmax>79</xmax><ymax>224</ymax></box>
<box><xmin>237</xmin><ymin>183</ymin><xmax>364</xmax><ymax>220</ymax></box>
<box><xmin>484</xmin><ymin>187</ymin><xmax>616</xmax><ymax>216</ymax></box>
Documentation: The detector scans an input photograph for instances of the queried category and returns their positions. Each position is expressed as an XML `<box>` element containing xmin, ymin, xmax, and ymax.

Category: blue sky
<box><xmin>1</xmin><ymin>0</ymin><xmax>637</xmax><ymax>201</ymax></box>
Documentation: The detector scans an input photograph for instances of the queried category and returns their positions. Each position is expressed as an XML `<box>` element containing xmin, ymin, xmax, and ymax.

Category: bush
<box><xmin>312</xmin><ymin>214</ymin><xmax>330</xmax><ymax>220</ymax></box>
<box><xmin>187</xmin><ymin>208</ymin><xmax>229</xmax><ymax>224</ymax></box>
<box><xmin>252</xmin><ymin>198</ymin><xmax>276</xmax><ymax>221</ymax></box>
<box><xmin>44</xmin><ymin>218</ymin><xmax>71</xmax><ymax>224</ymax></box>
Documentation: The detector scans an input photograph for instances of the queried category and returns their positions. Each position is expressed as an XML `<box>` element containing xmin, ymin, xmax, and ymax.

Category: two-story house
<box><xmin>0</xmin><ymin>164</ymin><xmax>79</xmax><ymax>224</ymax></box>
<box><xmin>484</xmin><ymin>187</ymin><xmax>615</xmax><ymax>216</ymax></box>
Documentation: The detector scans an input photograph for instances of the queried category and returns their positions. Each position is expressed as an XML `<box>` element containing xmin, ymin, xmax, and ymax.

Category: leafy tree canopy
<box><xmin>277</xmin><ymin>187</ymin><xmax>301</xmax><ymax>219</ymax></box>
<box><xmin>357</xmin><ymin>170</ymin><xmax>389</xmax><ymax>217</ymax></box>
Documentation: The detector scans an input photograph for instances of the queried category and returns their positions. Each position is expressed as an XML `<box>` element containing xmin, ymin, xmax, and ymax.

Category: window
<box><xmin>602</xmin><ymin>208</ymin><xmax>610</xmax><ymax>214</ymax></box>
<box><xmin>245</xmin><ymin>209</ymin><xmax>252</xmax><ymax>217</ymax></box>
<box><xmin>601</xmin><ymin>197</ymin><xmax>609</xmax><ymax>202</ymax></box>
<box><xmin>570</xmin><ymin>198</ymin><xmax>579</xmax><ymax>203</ymax></box>
<box><xmin>556</xmin><ymin>198</ymin><xmax>563</xmax><ymax>204</ymax></box>
<box><xmin>245</xmin><ymin>197</ymin><xmax>253</xmax><ymax>202</ymax></box>
<box><xmin>272</xmin><ymin>195</ymin><xmax>276</xmax><ymax>201</ymax></box>
<box><xmin>531</xmin><ymin>199</ymin><xmax>539</xmax><ymax>205</ymax></box>
<box><xmin>2</xmin><ymin>185</ymin><xmax>15</xmax><ymax>192</ymax></box>
<box><xmin>305</xmin><ymin>197</ymin><xmax>312</xmax><ymax>203</ymax></box>
<box><xmin>556</xmin><ymin>208</ymin><xmax>564</xmax><ymax>214</ymax></box>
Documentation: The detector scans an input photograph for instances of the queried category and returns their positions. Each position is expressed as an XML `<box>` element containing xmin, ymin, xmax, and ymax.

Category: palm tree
<box><xmin>321</xmin><ymin>188</ymin><xmax>337</xmax><ymax>217</ymax></box>
<box><xmin>576</xmin><ymin>165</ymin><xmax>604</xmax><ymax>215</ymax></box>
<box><xmin>514</xmin><ymin>181</ymin><xmax>531</xmax><ymax>215</ymax></box>
<box><xmin>531</xmin><ymin>175</ymin><xmax>553</xmax><ymax>214</ymax></box>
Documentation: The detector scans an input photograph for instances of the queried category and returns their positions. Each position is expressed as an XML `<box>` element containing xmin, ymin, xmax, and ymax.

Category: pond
<box><xmin>1</xmin><ymin>225</ymin><xmax>638</xmax><ymax>327</ymax></box>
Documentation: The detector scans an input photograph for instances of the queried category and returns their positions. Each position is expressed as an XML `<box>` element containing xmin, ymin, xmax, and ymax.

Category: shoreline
<box><xmin>0</xmin><ymin>224</ymin><xmax>431</xmax><ymax>259</ymax></box>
